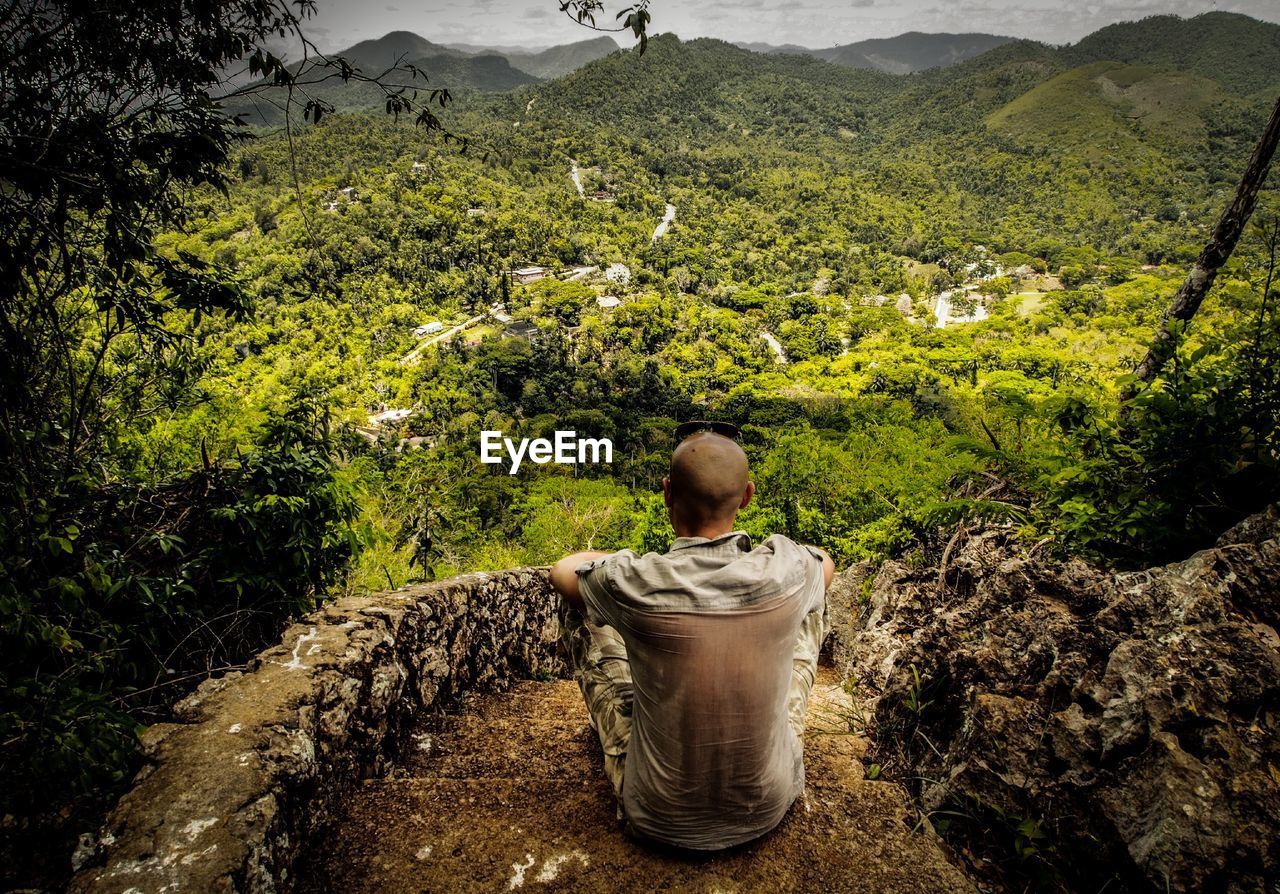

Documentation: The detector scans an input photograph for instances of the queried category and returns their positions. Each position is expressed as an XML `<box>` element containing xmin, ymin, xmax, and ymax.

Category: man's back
<box><xmin>577</xmin><ymin>531</ymin><xmax>826</xmax><ymax>850</ymax></box>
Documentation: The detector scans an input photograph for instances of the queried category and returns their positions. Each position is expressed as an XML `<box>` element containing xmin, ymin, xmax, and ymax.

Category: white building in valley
<box><xmin>369</xmin><ymin>407</ymin><xmax>413</xmax><ymax>426</ymax></box>
<box><xmin>511</xmin><ymin>266</ymin><xmax>550</xmax><ymax>284</ymax></box>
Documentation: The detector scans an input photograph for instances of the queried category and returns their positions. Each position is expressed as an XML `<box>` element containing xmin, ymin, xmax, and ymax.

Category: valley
<box><xmin>182</xmin><ymin>12</ymin><xmax>1280</xmax><ymax>585</ymax></box>
<box><xmin>5</xmin><ymin>8</ymin><xmax>1280</xmax><ymax>890</ymax></box>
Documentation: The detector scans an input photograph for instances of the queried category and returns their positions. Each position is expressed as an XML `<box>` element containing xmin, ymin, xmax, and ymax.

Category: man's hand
<box><xmin>549</xmin><ymin>550</ymin><xmax>612</xmax><ymax>614</ymax></box>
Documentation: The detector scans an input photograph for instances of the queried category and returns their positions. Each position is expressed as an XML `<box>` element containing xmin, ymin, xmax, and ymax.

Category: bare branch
<box><xmin>1122</xmin><ymin>94</ymin><xmax>1280</xmax><ymax>401</ymax></box>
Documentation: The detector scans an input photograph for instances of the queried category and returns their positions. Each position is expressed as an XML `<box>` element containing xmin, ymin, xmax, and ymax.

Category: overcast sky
<box><xmin>299</xmin><ymin>0</ymin><xmax>1280</xmax><ymax>54</ymax></box>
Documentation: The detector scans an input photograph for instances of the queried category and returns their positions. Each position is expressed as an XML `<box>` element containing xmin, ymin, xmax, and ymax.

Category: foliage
<box><xmin>0</xmin><ymin>410</ymin><xmax>362</xmax><ymax>812</ymax></box>
<box><xmin>1030</xmin><ymin>278</ymin><xmax>1280</xmax><ymax>562</ymax></box>
<box><xmin>560</xmin><ymin>1</ymin><xmax>651</xmax><ymax>54</ymax></box>
<box><xmin>0</xmin><ymin>0</ymin><xmax>440</xmax><ymax>843</ymax></box>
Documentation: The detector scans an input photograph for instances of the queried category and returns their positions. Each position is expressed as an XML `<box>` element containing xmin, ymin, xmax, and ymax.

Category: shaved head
<box><xmin>666</xmin><ymin>433</ymin><xmax>752</xmax><ymax>527</ymax></box>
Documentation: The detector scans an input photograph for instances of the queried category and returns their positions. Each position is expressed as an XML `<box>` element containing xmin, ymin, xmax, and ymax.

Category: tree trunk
<box><xmin>1122</xmin><ymin>94</ymin><xmax>1280</xmax><ymax>401</ymax></box>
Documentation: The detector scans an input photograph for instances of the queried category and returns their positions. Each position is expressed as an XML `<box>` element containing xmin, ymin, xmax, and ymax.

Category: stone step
<box><xmin>301</xmin><ymin>669</ymin><xmax>975</xmax><ymax>893</ymax></box>
<box><xmin>398</xmin><ymin>681</ymin><xmax>598</xmax><ymax>779</ymax></box>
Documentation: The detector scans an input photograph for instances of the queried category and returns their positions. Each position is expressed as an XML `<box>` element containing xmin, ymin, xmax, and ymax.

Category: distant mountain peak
<box><xmin>504</xmin><ymin>36</ymin><xmax>620</xmax><ymax>79</ymax></box>
<box><xmin>378</xmin><ymin>30</ymin><xmax>430</xmax><ymax>44</ymax></box>
<box><xmin>733</xmin><ymin>31</ymin><xmax>1015</xmax><ymax>73</ymax></box>
<box><xmin>1064</xmin><ymin>11</ymin><xmax>1280</xmax><ymax>94</ymax></box>
<box><xmin>813</xmin><ymin>32</ymin><xmax>1016</xmax><ymax>74</ymax></box>
<box><xmin>338</xmin><ymin>31</ymin><xmax>463</xmax><ymax>69</ymax></box>
<box><xmin>330</xmin><ymin>33</ymin><xmax>618</xmax><ymax>81</ymax></box>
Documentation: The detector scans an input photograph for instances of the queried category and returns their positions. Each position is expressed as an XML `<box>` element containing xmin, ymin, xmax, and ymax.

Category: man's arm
<box><xmin>810</xmin><ymin>547</ymin><xmax>836</xmax><ymax>590</ymax></box>
<box><xmin>549</xmin><ymin>550</ymin><xmax>612</xmax><ymax>614</ymax></box>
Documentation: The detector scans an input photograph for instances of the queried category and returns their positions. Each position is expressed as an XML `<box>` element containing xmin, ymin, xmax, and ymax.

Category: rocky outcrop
<box><xmin>846</xmin><ymin>507</ymin><xmax>1280</xmax><ymax>893</ymax></box>
<box><xmin>68</xmin><ymin>569</ymin><xmax>561</xmax><ymax>894</ymax></box>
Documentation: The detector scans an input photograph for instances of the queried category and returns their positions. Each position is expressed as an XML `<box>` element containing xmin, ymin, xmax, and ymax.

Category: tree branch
<box><xmin>1122</xmin><ymin>94</ymin><xmax>1280</xmax><ymax>402</ymax></box>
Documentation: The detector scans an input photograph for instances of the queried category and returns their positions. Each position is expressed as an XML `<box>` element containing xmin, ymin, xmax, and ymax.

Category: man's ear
<box><xmin>662</xmin><ymin>476</ymin><xmax>672</xmax><ymax>507</ymax></box>
<box><xmin>740</xmin><ymin>480</ymin><xmax>755</xmax><ymax>509</ymax></box>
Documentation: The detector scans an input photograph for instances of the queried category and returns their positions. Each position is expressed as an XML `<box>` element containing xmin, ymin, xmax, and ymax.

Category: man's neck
<box><xmin>673</xmin><ymin>519</ymin><xmax>738</xmax><ymax>541</ymax></box>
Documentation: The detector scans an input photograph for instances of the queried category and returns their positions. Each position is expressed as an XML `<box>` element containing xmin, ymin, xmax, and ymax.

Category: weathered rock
<box><xmin>822</xmin><ymin>558</ymin><xmax>876</xmax><ymax>674</ymax></box>
<box><xmin>68</xmin><ymin>568</ymin><xmax>562</xmax><ymax>894</ymax></box>
<box><xmin>851</xmin><ymin>510</ymin><xmax>1280</xmax><ymax>893</ymax></box>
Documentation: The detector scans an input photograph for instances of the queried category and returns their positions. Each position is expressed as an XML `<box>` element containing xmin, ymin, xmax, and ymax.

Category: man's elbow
<box><xmin>550</xmin><ymin>550</ymin><xmax>610</xmax><ymax>613</ymax></box>
<box><xmin>549</xmin><ymin>556</ymin><xmax>579</xmax><ymax>600</ymax></box>
<box><xmin>818</xmin><ymin>550</ymin><xmax>836</xmax><ymax>589</ymax></box>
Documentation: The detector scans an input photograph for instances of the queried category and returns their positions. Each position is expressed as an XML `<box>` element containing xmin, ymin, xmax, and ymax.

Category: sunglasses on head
<box><xmin>673</xmin><ymin>420</ymin><xmax>742</xmax><ymax>444</ymax></box>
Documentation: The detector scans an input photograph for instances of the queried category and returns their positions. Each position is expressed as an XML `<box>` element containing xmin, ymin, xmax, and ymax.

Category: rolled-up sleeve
<box><xmin>575</xmin><ymin>555</ymin><xmax>621</xmax><ymax>629</ymax></box>
<box><xmin>798</xmin><ymin>544</ymin><xmax>828</xmax><ymax>615</ymax></box>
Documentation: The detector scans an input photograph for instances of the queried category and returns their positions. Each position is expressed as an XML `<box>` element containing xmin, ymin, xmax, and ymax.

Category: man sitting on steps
<box><xmin>549</xmin><ymin>422</ymin><xmax>836</xmax><ymax>851</ymax></box>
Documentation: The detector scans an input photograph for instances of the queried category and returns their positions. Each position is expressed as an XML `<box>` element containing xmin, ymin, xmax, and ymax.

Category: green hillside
<box><xmin>224</xmin><ymin>51</ymin><xmax>539</xmax><ymax>126</ymax></box>
<box><xmin>873</xmin><ymin>39</ymin><xmax>1065</xmax><ymax>138</ymax></box>
<box><xmin>736</xmin><ymin>32</ymin><xmax>1015</xmax><ymax>73</ymax></box>
<box><xmin>812</xmin><ymin>31</ymin><xmax>1015</xmax><ymax>73</ymax></box>
<box><xmin>223</xmin><ymin>14</ymin><xmax>1278</xmax><ymax>143</ymax></box>
<box><xmin>403</xmin><ymin>52</ymin><xmax>539</xmax><ymax>92</ymax></box>
<box><xmin>1064</xmin><ymin>11</ymin><xmax>1280</xmax><ymax>96</ymax></box>
<box><xmin>505</xmin><ymin>36</ymin><xmax>620</xmax><ymax>78</ymax></box>
<box><xmin>985</xmin><ymin>61</ymin><xmax>1231</xmax><ymax>151</ymax></box>
<box><xmin>521</xmin><ymin>34</ymin><xmax>898</xmax><ymax>141</ymax></box>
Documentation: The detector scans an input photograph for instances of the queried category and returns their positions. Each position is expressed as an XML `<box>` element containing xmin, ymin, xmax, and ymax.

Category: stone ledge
<box><xmin>854</xmin><ymin>508</ymin><xmax>1280</xmax><ymax>892</ymax></box>
<box><xmin>69</xmin><ymin>568</ymin><xmax>560</xmax><ymax>894</ymax></box>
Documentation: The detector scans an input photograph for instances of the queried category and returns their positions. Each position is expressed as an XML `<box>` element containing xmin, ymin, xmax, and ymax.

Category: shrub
<box><xmin>0</xmin><ymin>411</ymin><xmax>363</xmax><ymax>813</ymax></box>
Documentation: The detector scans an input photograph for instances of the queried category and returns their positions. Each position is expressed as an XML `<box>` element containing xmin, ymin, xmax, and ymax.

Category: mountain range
<box><xmin>328</xmin><ymin>27</ymin><xmax>1019</xmax><ymax>85</ymax></box>
<box><xmin>325</xmin><ymin>12</ymin><xmax>1280</xmax><ymax>95</ymax></box>
<box><xmin>224</xmin><ymin>12</ymin><xmax>1280</xmax><ymax>132</ymax></box>
<box><xmin>320</xmin><ymin>31</ymin><xmax>622</xmax><ymax>84</ymax></box>
<box><xmin>736</xmin><ymin>31</ymin><xmax>1015</xmax><ymax>73</ymax></box>
<box><xmin>462</xmin><ymin>36</ymin><xmax>622</xmax><ymax>79</ymax></box>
